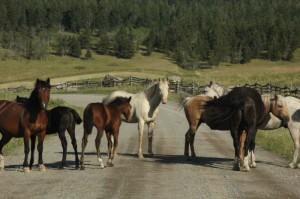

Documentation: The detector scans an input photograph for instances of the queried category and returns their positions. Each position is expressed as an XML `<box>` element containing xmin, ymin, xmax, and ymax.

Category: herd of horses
<box><xmin>0</xmin><ymin>78</ymin><xmax>299</xmax><ymax>173</ymax></box>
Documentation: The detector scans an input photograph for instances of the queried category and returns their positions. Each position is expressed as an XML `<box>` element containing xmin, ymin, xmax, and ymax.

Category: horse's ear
<box><xmin>46</xmin><ymin>78</ymin><xmax>50</xmax><ymax>84</ymax></box>
<box><xmin>128</xmin><ymin>96</ymin><xmax>132</xmax><ymax>102</ymax></box>
<box><xmin>209</xmin><ymin>81</ymin><xmax>213</xmax><ymax>86</ymax></box>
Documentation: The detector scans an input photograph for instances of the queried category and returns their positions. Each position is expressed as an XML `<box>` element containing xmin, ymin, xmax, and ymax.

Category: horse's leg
<box><xmin>58</xmin><ymin>130</ymin><xmax>67</xmax><ymax>169</ymax></box>
<box><xmin>239</xmin><ymin>130</ymin><xmax>246</xmax><ymax>166</ymax></box>
<box><xmin>230</xmin><ymin>128</ymin><xmax>240</xmax><ymax>171</ymax></box>
<box><xmin>67</xmin><ymin>126</ymin><xmax>79</xmax><ymax>170</ymax></box>
<box><xmin>107</xmin><ymin>131</ymin><xmax>119</xmax><ymax>167</ymax></box>
<box><xmin>23</xmin><ymin>130</ymin><xmax>31</xmax><ymax>172</ymax></box>
<box><xmin>137</xmin><ymin>120</ymin><xmax>145</xmax><ymax>159</ymax></box>
<box><xmin>95</xmin><ymin>128</ymin><xmax>105</xmax><ymax>169</ymax></box>
<box><xmin>147</xmin><ymin>121</ymin><xmax>155</xmax><ymax>157</ymax></box>
<box><xmin>242</xmin><ymin>127</ymin><xmax>257</xmax><ymax>172</ymax></box>
<box><xmin>185</xmin><ymin>122</ymin><xmax>199</xmax><ymax>161</ymax></box>
<box><xmin>29</xmin><ymin>135</ymin><xmax>36</xmax><ymax>169</ymax></box>
<box><xmin>0</xmin><ymin>135</ymin><xmax>12</xmax><ymax>171</ymax></box>
<box><xmin>287</xmin><ymin>126</ymin><xmax>300</xmax><ymax>168</ymax></box>
<box><xmin>249</xmin><ymin>133</ymin><xmax>257</xmax><ymax>168</ymax></box>
<box><xmin>37</xmin><ymin>130</ymin><xmax>46</xmax><ymax>172</ymax></box>
<box><xmin>80</xmin><ymin>131</ymin><xmax>89</xmax><ymax>170</ymax></box>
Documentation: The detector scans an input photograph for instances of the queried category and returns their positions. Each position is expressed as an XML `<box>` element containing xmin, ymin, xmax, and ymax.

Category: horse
<box><xmin>102</xmin><ymin>78</ymin><xmax>169</xmax><ymax>158</ymax></box>
<box><xmin>0</xmin><ymin>78</ymin><xmax>51</xmax><ymax>172</ymax></box>
<box><xmin>46</xmin><ymin>106</ymin><xmax>82</xmax><ymax>169</ymax></box>
<box><xmin>80</xmin><ymin>97</ymin><xmax>132</xmax><ymax>170</ymax></box>
<box><xmin>16</xmin><ymin>96</ymin><xmax>83</xmax><ymax>169</ymax></box>
<box><xmin>205</xmin><ymin>82</ymin><xmax>300</xmax><ymax>169</ymax></box>
<box><xmin>180</xmin><ymin>87</ymin><xmax>289</xmax><ymax>171</ymax></box>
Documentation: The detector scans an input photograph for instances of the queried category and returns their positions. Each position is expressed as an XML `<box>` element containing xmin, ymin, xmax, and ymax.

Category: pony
<box><xmin>0</xmin><ymin>78</ymin><xmax>51</xmax><ymax>172</ymax></box>
<box><xmin>16</xmin><ymin>97</ymin><xmax>83</xmax><ymax>169</ymax></box>
<box><xmin>80</xmin><ymin>97</ymin><xmax>132</xmax><ymax>169</ymax></box>
<box><xmin>102</xmin><ymin>78</ymin><xmax>169</xmax><ymax>158</ymax></box>
<box><xmin>46</xmin><ymin>106</ymin><xmax>82</xmax><ymax>169</ymax></box>
<box><xmin>205</xmin><ymin>82</ymin><xmax>300</xmax><ymax>169</ymax></box>
<box><xmin>180</xmin><ymin>87</ymin><xmax>289</xmax><ymax>171</ymax></box>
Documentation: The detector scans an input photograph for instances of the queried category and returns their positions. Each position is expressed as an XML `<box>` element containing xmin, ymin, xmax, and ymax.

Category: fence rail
<box><xmin>3</xmin><ymin>76</ymin><xmax>300</xmax><ymax>98</ymax></box>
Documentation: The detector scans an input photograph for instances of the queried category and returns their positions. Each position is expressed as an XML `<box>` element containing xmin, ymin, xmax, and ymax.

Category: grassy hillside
<box><xmin>0</xmin><ymin>48</ymin><xmax>299</xmax><ymax>89</ymax></box>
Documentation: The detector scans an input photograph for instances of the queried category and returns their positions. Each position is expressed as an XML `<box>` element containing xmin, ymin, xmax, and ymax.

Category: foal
<box><xmin>80</xmin><ymin>97</ymin><xmax>132</xmax><ymax>170</ymax></box>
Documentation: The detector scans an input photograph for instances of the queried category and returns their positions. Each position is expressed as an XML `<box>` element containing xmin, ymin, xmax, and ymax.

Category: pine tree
<box><xmin>68</xmin><ymin>36</ymin><xmax>81</xmax><ymax>58</ymax></box>
<box><xmin>114</xmin><ymin>27</ymin><xmax>135</xmax><ymax>59</ymax></box>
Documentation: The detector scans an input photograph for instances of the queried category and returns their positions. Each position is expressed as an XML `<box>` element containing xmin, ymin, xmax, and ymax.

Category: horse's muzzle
<box><xmin>281</xmin><ymin>115</ymin><xmax>290</xmax><ymax>128</ymax></box>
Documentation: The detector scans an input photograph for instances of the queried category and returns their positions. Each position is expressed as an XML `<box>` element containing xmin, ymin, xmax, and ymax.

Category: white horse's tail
<box><xmin>178</xmin><ymin>96</ymin><xmax>191</xmax><ymax>110</ymax></box>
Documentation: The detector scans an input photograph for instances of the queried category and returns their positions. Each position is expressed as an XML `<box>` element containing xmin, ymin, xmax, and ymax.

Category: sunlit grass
<box><xmin>256</xmin><ymin>128</ymin><xmax>295</xmax><ymax>162</ymax></box>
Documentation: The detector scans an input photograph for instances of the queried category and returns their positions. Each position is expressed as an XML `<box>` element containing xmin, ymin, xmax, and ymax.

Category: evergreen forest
<box><xmin>0</xmin><ymin>0</ymin><xmax>299</xmax><ymax>69</ymax></box>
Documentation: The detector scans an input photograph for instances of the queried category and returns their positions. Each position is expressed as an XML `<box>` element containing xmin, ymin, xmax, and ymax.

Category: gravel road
<box><xmin>0</xmin><ymin>94</ymin><xmax>299</xmax><ymax>199</ymax></box>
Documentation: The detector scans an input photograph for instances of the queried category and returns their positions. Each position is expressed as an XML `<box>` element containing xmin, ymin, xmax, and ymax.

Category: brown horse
<box><xmin>179</xmin><ymin>89</ymin><xmax>289</xmax><ymax>171</ymax></box>
<box><xmin>0</xmin><ymin>78</ymin><xmax>51</xmax><ymax>172</ymax></box>
<box><xmin>80</xmin><ymin>97</ymin><xmax>132</xmax><ymax>170</ymax></box>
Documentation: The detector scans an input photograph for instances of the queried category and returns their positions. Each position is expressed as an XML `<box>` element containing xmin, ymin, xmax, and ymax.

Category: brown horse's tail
<box><xmin>83</xmin><ymin>104</ymin><xmax>94</xmax><ymax>135</ymax></box>
<box><xmin>69</xmin><ymin>108</ymin><xmax>82</xmax><ymax>124</ymax></box>
<box><xmin>177</xmin><ymin>97</ymin><xmax>190</xmax><ymax>110</ymax></box>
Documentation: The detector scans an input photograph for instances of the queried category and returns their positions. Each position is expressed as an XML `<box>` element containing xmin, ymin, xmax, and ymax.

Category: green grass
<box><xmin>256</xmin><ymin>129</ymin><xmax>295</xmax><ymax>162</ymax></box>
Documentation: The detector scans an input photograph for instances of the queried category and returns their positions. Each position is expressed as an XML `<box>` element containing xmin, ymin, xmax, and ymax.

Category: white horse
<box><xmin>102</xmin><ymin>78</ymin><xmax>169</xmax><ymax>158</ymax></box>
<box><xmin>205</xmin><ymin>82</ymin><xmax>300</xmax><ymax>168</ymax></box>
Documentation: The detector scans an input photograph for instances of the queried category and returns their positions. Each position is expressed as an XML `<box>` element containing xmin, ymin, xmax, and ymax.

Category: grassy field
<box><xmin>0</xmin><ymin>47</ymin><xmax>299</xmax><ymax>163</ymax></box>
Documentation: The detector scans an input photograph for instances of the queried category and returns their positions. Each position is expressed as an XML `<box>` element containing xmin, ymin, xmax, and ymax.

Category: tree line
<box><xmin>0</xmin><ymin>0</ymin><xmax>299</xmax><ymax>68</ymax></box>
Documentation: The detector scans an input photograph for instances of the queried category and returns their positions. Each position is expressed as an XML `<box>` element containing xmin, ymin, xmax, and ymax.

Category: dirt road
<box><xmin>0</xmin><ymin>94</ymin><xmax>299</xmax><ymax>199</ymax></box>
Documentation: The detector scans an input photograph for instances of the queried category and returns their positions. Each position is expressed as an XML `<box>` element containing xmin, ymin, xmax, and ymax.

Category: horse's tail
<box><xmin>83</xmin><ymin>104</ymin><xmax>94</xmax><ymax>135</ymax></box>
<box><xmin>178</xmin><ymin>96</ymin><xmax>191</xmax><ymax>110</ymax></box>
<box><xmin>203</xmin><ymin>93</ymin><xmax>245</xmax><ymax>126</ymax></box>
<box><xmin>69</xmin><ymin>108</ymin><xmax>82</xmax><ymax>124</ymax></box>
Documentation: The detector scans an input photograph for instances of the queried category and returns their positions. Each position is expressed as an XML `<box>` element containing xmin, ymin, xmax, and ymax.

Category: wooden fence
<box><xmin>4</xmin><ymin>76</ymin><xmax>300</xmax><ymax>98</ymax></box>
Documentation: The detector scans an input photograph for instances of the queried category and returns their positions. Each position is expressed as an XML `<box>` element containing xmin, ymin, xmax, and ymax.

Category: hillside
<box><xmin>0</xmin><ymin>48</ymin><xmax>299</xmax><ymax>89</ymax></box>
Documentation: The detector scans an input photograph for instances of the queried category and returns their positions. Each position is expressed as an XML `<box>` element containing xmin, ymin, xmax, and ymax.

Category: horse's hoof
<box><xmin>250</xmin><ymin>164</ymin><xmax>257</xmax><ymax>168</ymax></box>
<box><xmin>185</xmin><ymin>156</ymin><xmax>193</xmax><ymax>161</ymax></box>
<box><xmin>242</xmin><ymin>166</ymin><xmax>250</xmax><ymax>172</ymax></box>
<box><xmin>296</xmin><ymin>163</ymin><xmax>300</xmax><ymax>169</ymax></box>
<box><xmin>39</xmin><ymin>164</ymin><xmax>46</xmax><ymax>172</ymax></box>
<box><xmin>232</xmin><ymin>164</ymin><xmax>240</xmax><ymax>171</ymax></box>
<box><xmin>80</xmin><ymin>166</ymin><xmax>85</xmax><ymax>170</ymax></box>
<box><xmin>23</xmin><ymin>167</ymin><xmax>31</xmax><ymax>173</ymax></box>
<box><xmin>58</xmin><ymin>166</ymin><xmax>64</xmax><ymax>170</ymax></box>
<box><xmin>149</xmin><ymin>153</ymin><xmax>155</xmax><ymax>158</ymax></box>
<box><xmin>75</xmin><ymin>165</ymin><xmax>80</xmax><ymax>170</ymax></box>
<box><xmin>288</xmin><ymin>162</ymin><xmax>296</xmax><ymax>169</ymax></box>
<box><xmin>138</xmin><ymin>154</ymin><xmax>144</xmax><ymax>159</ymax></box>
<box><xmin>107</xmin><ymin>162</ymin><xmax>114</xmax><ymax>167</ymax></box>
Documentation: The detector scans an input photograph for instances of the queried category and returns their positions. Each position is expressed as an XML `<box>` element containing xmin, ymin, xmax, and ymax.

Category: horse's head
<box><xmin>269</xmin><ymin>95</ymin><xmax>290</xmax><ymax>126</ymax></box>
<box><xmin>204</xmin><ymin>82</ymin><xmax>229</xmax><ymax>98</ymax></box>
<box><xmin>158</xmin><ymin>78</ymin><xmax>169</xmax><ymax>104</ymax></box>
<box><xmin>121</xmin><ymin>97</ymin><xmax>132</xmax><ymax>121</ymax></box>
<box><xmin>31</xmin><ymin>78</ymin><xmax>51</xmax><ymax>109</ymax></box>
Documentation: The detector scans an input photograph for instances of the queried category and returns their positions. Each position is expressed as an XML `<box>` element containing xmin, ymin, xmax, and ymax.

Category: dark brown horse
<box><xmin>80</xmin><ymin>97</ymin><xmax>132</xmax><ymax>170</ymax></box>
<box><xmin>180</xmin><ymin>87</ymin><xmax>289</xmax><ymax>171</ymax></box>
<box><xmin>0</xmin><ymin>78</ymin><xmax>51</xmax><ymax>172</ymax></box>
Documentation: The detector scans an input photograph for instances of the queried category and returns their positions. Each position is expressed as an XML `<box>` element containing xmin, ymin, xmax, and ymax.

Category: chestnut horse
<box><xmin>0</xmin><ymin>78</ymin><xmax>51</xmax><ymax>172</ymax></box>
<box><xmin>80</xmin><ymin>97</ymin><xmax>132</xmax><ymax>170</ymax></box>
<box><xmin>180</xmin><ymin>87</ymin><xmax>289</xmax><ymax>171</ymax></box>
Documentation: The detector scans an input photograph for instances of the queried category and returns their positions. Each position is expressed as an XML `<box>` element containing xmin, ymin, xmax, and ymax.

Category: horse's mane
<box><xmin>102</xmin><ymin>91</ymin><xmax>130</xmax><ymax>105</ymax></box>
<box><xmin>144</xmin><ymin>82</ymin><xmax>159</xmax><ymax>100</ymax></box>
<box><xmin>107</xmin><ymin>96</ymin><xmax>129</xmax><ymax>106</ymax></box>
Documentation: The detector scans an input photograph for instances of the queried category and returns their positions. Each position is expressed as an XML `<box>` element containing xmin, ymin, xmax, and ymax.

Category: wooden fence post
<box><xmin>175</xmin><ymin>81</ymin><xmax>179</xmax><ymax>93</ymax></box>
<box><xmin>192</xmin><ymin>82</ymin><xmax>195</xmax><ymax>95</ymax></box>
<box><xmin>129</xmin><ymin>76</ymin><xmax>132</xmax><ymax>86</ymax></box>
